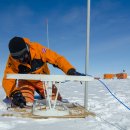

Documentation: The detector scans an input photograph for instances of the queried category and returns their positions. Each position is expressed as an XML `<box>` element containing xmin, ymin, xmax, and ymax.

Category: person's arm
<box><xmin>2</xmin><ymin>56</ymin><xmax>18</xmax><ymax>97</ymax></box>
<box><xmin>2</xmin><ymin>56</ymin><xmax>26</xmax><ymax>108</ymax></box>
<box><xmin>39</xmin><ymin>45</ymin><xmax>75</xmax><ymax>74</ymax></box>
<box><xmin>38</xmin><ymin>44</ymin><xmax>85</xmax><ymax>75</ymax></box>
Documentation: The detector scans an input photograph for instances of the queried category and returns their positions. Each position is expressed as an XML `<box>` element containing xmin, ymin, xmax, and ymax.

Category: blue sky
<box><xmin>0</xmin><ymin>0</ymin><xmax>130</xmax><ymax>81</ymax></box>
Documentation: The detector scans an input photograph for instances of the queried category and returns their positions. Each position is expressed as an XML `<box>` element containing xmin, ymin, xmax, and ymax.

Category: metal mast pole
<box><xmin>84</xmin><ymin>0</ymin><xmax>90</xmax><ymax>109</ymax></box>
<box><xmin>46</xmin><ymin>19</ymin><xmax>49</xmax><ymax>48</ymax></box>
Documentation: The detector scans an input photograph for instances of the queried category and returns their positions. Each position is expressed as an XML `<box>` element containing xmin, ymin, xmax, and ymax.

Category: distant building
<box><xmin>104</xmin><ymin>74</ymin><xmax>115</xmax><ymax>79</ymax></box>
<box><xmin>103</xmin><ymin>73</ymin><xmax>127</xmax><ymax>79</ymax></box>
<box><xmin>116</xmin><ymin>73</ymin><xmax>127</xmax><ymax>79</ymax></box>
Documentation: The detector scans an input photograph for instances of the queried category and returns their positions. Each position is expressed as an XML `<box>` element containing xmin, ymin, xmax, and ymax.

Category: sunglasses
<box><xmin>12</xmin><ymin>50</ymin><xmax>29</xmax><ymax>62</ymax></box>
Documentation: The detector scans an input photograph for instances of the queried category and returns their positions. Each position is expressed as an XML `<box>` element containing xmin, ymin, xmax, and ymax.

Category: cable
<box><xmin>85</xmin><ymin>74</ymin><xmax>130</xmax><ymax>111</ymax></box>
<box><xmin>84</xmin><ymin>74</ymin><xmax>128</xmax><ymax>129</ymax></box>
<box><xmin>98</xmin><ymin>79</ymin><xmax>130</xmax><ymax>111</ymax></box>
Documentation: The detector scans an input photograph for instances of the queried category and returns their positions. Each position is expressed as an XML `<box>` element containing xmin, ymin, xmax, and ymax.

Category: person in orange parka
<box><xmin>2</xmin><ymin>36</ymin><xmax>84</xmax><ymax>108</ymax></box>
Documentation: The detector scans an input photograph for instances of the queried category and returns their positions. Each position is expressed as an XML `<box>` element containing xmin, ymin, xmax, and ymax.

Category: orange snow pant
<box><xmin>18</xmin><ymin>80</ymin><xmax>62</xmax><ymax>103</ymax></box>
<box><xmin>18</xmin><ymin>80</ymin><xmax>45</xmax><ymax>102</ymax></box>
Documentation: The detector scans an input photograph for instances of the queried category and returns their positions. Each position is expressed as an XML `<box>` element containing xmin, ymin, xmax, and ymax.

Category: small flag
<box><xmin>42</xmin><ymin>48</ymin><xmax>47</xmax><ymax>53</ymax></box>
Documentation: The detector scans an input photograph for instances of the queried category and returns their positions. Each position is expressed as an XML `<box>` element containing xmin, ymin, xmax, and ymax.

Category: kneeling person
<box><xmin>2</xmin><ymin>37</ymin><xmax>84</xmax><ymax>108</ymax></box>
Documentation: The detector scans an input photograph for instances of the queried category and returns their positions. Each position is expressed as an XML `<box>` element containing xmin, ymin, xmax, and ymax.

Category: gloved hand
<box><xmin>10</xmin><ymin>90</ymin><xmax>26</xmax><ymax>108</ymax></box>
<box><xmin>67</xmin><ymin>68</ymin><xmax>86</xmax><ymax>76</ymax></box>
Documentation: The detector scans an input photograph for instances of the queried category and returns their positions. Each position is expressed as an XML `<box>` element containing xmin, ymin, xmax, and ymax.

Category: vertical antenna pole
<box><xmin>84</xmin><ymin>0</ymin><xmax>91</xmax><ymax>109</ymax></box>
<box><xmin>46</xmin><ymin>19</ymin><xmax>50</xmax><ymax>48</ymax></box>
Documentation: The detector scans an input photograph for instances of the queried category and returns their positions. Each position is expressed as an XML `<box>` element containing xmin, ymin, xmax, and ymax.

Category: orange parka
<box><xmin>2</xmin><ymin>38</ymin><xmax>75</xmax><ymax>97</ymax></box>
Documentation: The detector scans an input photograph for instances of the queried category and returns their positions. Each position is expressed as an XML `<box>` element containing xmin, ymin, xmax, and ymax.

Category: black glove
<box><xmin>67</xmin><ymin>68</ymin><xmax>86</xmax><ymax>76</ymax></box>
<box><xmin>10</xmin><ymin>90</ymin><xmax>26</xmax><ymax>108</ymax></box>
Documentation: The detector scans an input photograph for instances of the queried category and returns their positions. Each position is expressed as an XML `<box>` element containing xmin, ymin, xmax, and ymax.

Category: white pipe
<box><xmin>84</xmin><ymin>0</ymin><xmax>91</xmax><ymax>109</ymax></box>
<box><xmin>6</xmin><ymin>74</ymin><xmax>94</xmax><ymax>82</ymax></box>
<box><xmin>45</xmin><ymin>82</ymin><xmax>52</xmax><ymax>109</ymax></box>
<box><xmin>53</xmin><ymin>82</ymin><xmax>60</xmax><ymax>109</ymax></box>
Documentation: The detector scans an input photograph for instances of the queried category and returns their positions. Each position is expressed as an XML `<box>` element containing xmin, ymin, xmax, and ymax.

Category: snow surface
<box><xmin>0</xmin><ymin>79</ymin><xmax>130</xmax><ymax>130</ymax></box>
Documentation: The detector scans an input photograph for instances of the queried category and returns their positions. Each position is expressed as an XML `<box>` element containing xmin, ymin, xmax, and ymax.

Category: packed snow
<box><xmin>0</xmin><ymin>79</ymin><xmax>130</xmax><ymax>130</ymax></box>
